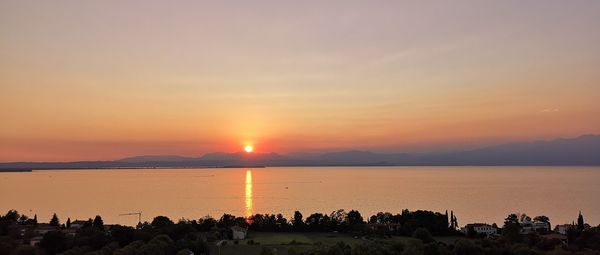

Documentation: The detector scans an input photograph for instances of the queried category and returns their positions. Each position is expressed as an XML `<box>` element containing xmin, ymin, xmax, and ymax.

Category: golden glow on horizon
<box><xmin>244</xmin><ymin>145</ymin><xmax>254</xmax><ymax>153</ymax></box>
<box><xmin>0</xmin><ymin>1</ymin><xmax>599</xmax><ymax>162</ymax></box>
<box><xmin>245</xmin><ymin>170</ymin><xmax>253</xmax><ymax>219</ymax></box>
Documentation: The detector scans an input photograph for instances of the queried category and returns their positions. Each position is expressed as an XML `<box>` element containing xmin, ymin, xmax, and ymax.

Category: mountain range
<box><xmin>1</xmin><ymin>134</ymin><xmax>599</xmax><ymax>170</ymax></box>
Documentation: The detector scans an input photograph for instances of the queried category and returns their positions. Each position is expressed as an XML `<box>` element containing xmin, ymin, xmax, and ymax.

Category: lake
<box><xmin>1</xmin><ymin>166</ymin><xmax>598</xmax><ymax>227</ymax></box>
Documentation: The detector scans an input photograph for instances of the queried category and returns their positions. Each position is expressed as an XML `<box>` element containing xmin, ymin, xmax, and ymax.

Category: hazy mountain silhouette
<box><xmin>117</xmin><ymin>155</ymin><xmax>198</xmax><ymax>163</ymax></box>
<box><xmin>1</xmin><ymin>135</ymin><xmax>599</xmax><ymax>170</ymax></box>
<box><xmin>419</xmin><ymin>134</ymin><xmax>600</xmax><ymax>165</ymax></box>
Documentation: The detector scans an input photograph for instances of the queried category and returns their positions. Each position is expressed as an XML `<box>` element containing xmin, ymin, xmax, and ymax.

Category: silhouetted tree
<box><xmin>412</xmin><ymin>227</ymin><xmax>434</xmax><ymax>243</ymax></box>
<box><xmin>249</xmin><ymin>214</ymin><xmax>282</xmax><ymax>231</ymax></box>
<box><xmin>76</xmin><ymin>226</ymin><xmax>108</xmax><ymax>250</ymax></box>
<box><xmin>93</xmin><ymin>215</ymin><xmax>104</xmax><ymax>229</ymax></box>
<box><xmin>275</xmin><ymin>213</ymin><xmax>288</xmax><ymax>231</ymax></box>
<box><xmin>534</xmin><ymin>215</ymin><xmax>551</xmax><ymax>233</ymax></box>
<box><xmin>505</xmin><ymin>213</ymin><xmax>519</xmax><ymax>225</ymax></box>
<box><xmin>453</xmin><ymin>213</ymin><xmax>458</xmax><ymax>230</ymax></box>
<box><xmin>306</xmin><ymin>213</ymin><xmax>326</xmax><ymax>231</ymax></box>
<box><xmin>449</xmin><ymin>210</ymin><xmax>459</xmax><ymax>230</ymax></box>
<box><xmin>33</xmin><ymin>214</ymin><xmax>38</xmax><ymax>225</ymax></box>
<box><xmin>347</xmin><ymin>210</ymin><xmax>364</xmax><ymax>225</ymax></box>
<box><xmin>502</xmin><ymin>223</ymin><xmax>522</xmax><ymax>243</ymax></box>
<box><xmin>445</xmin><ymin>210</ymin><xmax>449</xmax><ymax>228</ymax></box>
<box><xmin>218</xmin><ymin>214</ymin><xmax>236</xmax><ymax>229</ymax></box>
<box><xmin>330</xmin><ymin>209</ymin><xmax>347</xmax><ymax>230</ymax></box>
<box><xmin>138</xmin><ymin>234</ymin><xmax>175</xmax><ymax>254</ymax></box>
<box><xmin>4</xmin><ymin>210</ymin><xmax>19</xmax><ymax>222</ymax></box>
<box><xmin>66</xmin><ymin>218</ymin><xmax>71</xmax><ymax>228</ymax></box>
<box><xmin>17</xmin><ymin>214</ymin><xmax>28</xmax><ymax>225</ymax></box>
<box><xmin>151</xmin><ymin>216</ymin><xmax>174</xmax><ymax>228</ymax></box>
<box><xmin>292</xmin><ymin>211</ymin><xmax>304</xmax><ymax>231</ymax></box>
<box><xmin>49</xmin><ymin>213</ymin><xmax>60</xmax><ymax>226</ymax></box>
<box><xmin>578</xmin><ymin>211</ymin><xmax>585</xmax><ymax>230</ymax></box>
<box><xmin>233</xmin><ymin>217</ymin><xmax>248</xmax><ymax>227</ymax></box>
<box><xmin>503</xmin><ymin>213</ymin><xmax>522</xmax><ymax>243</ymax></box>
<box><xmin>83</xmin><ymin>218</ymin><xmax>93</xmax><ymax>228</ymax></box>
<box><xmin>519</xmin><ymin>213</ymin><xmax>531</xmax><ymax>223</ymax></box>
<box><xmin>110</xmin><ymin>225</ymin><xmax>135</xmax><ymax>246</ymax></box>
<box><xmin>198</xmin><ymin>216</ymin><xmax>216</xmax><ymax>231</ymax></box>
<box><xmin>369</xmin><ymin>212</ymin><xmax>396</xmax><ymax>224</ymax></box>
<box><xmin>40</xmin><ymin>231</ymin><xmax>67</xmax><ymax>254</ymax></box>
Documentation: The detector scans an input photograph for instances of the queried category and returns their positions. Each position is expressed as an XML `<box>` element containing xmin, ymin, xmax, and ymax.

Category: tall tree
<box><xmin>292</xmin><ymin>211</ymin><xmax>304</xmax><ymax>231</ymax></box>
<box><xmin>503</xmin><ymin>213</ymin><xmax>523</xmax><ymax>243</ymax></box>
<box><xmin>444</xmin><ymin>210</ymin><xmax>449</xmax><ymax>228</ymax></box>
<box><xmin>93</xmin><ymin>215</ymin><xmax>104</xmax><ymax>229</ymax></box>
<box><xmin>33</xmin><ymin>214</ymin><xmax>38</xmax><ymax>225</ymax></box>
<box><xmin>66</xmin><ymin>218</ymin><xmax>71</xmax><ymax>229</ymax></box>
<box><xmin>306</xmin><ymin>213</ymin><xmax>324</xmax><ymax>231</ymax></box>
<box><xmin>450</xmin><ymin>211</ymin><xmax>458</xmax><ymax>229</ymax></box>
<box><xmin>275</xmin><ymin>213</ymin><xmax>288</xmax><ymax>230</ymax></box>
<box><xmin>4</xmin><ymin>210</ymin><xmax>19</xmax><ymax>222</ymax></box>
<box><xmin>40</xmin><ymin>231</ymin><xmax>67</xmax><ymax>254</ymax></box>
<box><xmin>455</xmin><ymin>215</ymin><xmax>459</xmax><ymax>229</ymax></box>
<box><xmin>519</xmin><ymin>213</ymin><xmax>531</xmax><ymax>223</ymax></box>
<box><xmin>49</xmin><ymin>213</ymin><xmax>60</xmax><ymax>226</ymax></box>
<box><xmin>577</xmin><ymin>211</ymin><xmax>585</xmax><ymax>230</ymax></box>
<box><xmin>504</xmin><ymin>214</ymin><xmax>519</xmax><ymax>226</ymax></box>
<box><xmin>347</xmin><ymin>210</ymin><xmax>364</xmax><ymax>225</ymax></box>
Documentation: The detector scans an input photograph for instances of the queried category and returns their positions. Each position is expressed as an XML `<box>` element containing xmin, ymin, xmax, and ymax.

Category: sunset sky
<box><xmin>1</xmin><ymin>1</ymin><xmax>599</xmax><ymax>161</ymax></box>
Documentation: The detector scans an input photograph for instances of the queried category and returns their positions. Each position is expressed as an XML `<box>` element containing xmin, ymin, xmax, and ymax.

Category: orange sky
<box><xmin>1</xmin><ymin>1</ymin><xmax>600</xmax><ymax>161</ymax></box>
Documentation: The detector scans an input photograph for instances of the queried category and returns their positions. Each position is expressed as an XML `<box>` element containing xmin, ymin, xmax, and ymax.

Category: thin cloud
<box><xmin>540</xmin><ymin>108</ymin><xmax>559</xmax><ymax>113</ymax></box>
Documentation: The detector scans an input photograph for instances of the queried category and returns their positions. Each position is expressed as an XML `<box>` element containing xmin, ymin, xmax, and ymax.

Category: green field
<box><xmin>246</xmin><ymin>231</ymin><xmax>367</xmax><ymax>245</ymax></box>
<box><xmin>210</xmin><ymin>232</ymin><xmax>419</xmax><ymax>255</ymax></box>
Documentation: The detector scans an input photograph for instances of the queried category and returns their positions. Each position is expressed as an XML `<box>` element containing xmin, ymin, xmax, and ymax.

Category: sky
<box><xmin>1</xmin><ymin>0</ymin><xmax>599</xmax><ymax>162</ymax></box>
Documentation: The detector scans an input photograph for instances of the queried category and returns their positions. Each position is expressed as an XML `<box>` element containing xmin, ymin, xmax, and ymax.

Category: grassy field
<box><xmin>209</xmin><ymin>232</ymin><xmax>420</xmax><ymax>255</ymax></box>
<box><xmin>433</xmin><ymin>235</ymin><xmax>470</xmax><ymax>244</ymax></box>
<box><xmin>246</xmin><ymin>231</ymin><xmax>368</xmax><ymax>245</ymax></box>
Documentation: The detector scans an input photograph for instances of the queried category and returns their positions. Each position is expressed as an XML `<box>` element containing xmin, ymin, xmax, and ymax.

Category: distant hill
<box><xmin>1</xmin><ymin>134</ymin><xmax>599</xmax><ymax>169</ymax></box>
<box><xmin>117</xmin><ymin>155</ymin><xmax>199</xmax><ymax>163</ymax></box>
<box><xmin>420</xmin><ymin>134</ymin><xmax>600</xmax><ymax>165</ymax></box>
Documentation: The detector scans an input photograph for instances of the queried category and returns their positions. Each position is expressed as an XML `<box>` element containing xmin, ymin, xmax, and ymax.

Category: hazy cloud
<box><xmin>540</xmin><ymin>108</ymin><xmax>559</xmax><ymax>113</ymax></box>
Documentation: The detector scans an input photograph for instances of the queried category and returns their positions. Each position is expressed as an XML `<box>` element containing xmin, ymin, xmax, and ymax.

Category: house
<box><xmin>521</xmin><ymin>219</ymin><xmax>550</xmax><ymax>234</ymax></box>
<box><xmin>368</xmin><ymin>223</ymin><xmax>401</xmax><ymax>233</ymax></box>
<box><xmin>460</xmin><ymin>223</ymin><xmax>497</xmax><ymax>236</ymax></box>
<box><xmin>70</xmin><ymin>220</ymin><xmax>89</xmax><ymax>229</ymax></box>
<box><xmin>35</xmin><ymin>224</ymin><xmax>58</xmax><ymax>236</ymax></box>
<box><xmin>9</xmin><ymin>224</ymin><xmax>31</xmax><ymax>238</ymax></box>
<box><xmin>230</xmin><ymin>226</ymin><xmax>247</xmax><ymax>240</ymax></box>
<box><xmin>63</xmin><ymin>228</ymin><xmax>78</xmax><ymax>237</ymax></box>
<box><xmin>29</xmin><ymin>236</ymin><xmax>43</xmax><ymax>246</ymax></box>
<box><xmin>554</xmin><ymin>224</ymin><xmax>574</xmax><ymax>235</ymax></box>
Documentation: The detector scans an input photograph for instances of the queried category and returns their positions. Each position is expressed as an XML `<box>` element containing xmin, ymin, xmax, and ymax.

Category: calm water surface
<box><xmin>1</xmin><ymin>166</ymin><xmax>598</xmax><ymax>226</ymax></box>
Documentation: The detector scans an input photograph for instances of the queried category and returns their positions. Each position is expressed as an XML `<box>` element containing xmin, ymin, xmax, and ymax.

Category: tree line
<box><xmin>1</xmin><ymin>209</ymin><xmax>599</xmax><ymax>255</ymax></box>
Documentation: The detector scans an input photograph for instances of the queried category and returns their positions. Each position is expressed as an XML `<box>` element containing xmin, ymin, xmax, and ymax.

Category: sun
<box><xmin>244</xmin><ymin>145</ymin><xmax>254</xmax><ymax>153</ymax></box>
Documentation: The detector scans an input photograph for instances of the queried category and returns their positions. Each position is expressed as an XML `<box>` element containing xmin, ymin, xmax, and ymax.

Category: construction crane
<box><xmin>119</xmin><ymin>212</ymin><xmax>142</xmax><ymax>225</ymax></box>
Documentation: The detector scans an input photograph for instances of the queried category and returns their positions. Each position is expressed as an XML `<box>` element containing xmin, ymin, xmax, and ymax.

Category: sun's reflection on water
<box><xmin>245</xmin><ymin>170</ymin><xmax>253</xmax><ymax>219</ymax></box>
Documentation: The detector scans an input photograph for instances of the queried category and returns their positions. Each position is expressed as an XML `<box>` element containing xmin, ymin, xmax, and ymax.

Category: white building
<box><xmin>521</xmin><ymin>219</ymin><xmax>550</xmax><ymax>234</ymax></box>
<box><xmin>461</xmin><ymin>223</ymin><xmax>497</xmax><ymax>236</ymax></box>
<box><xmin>554</xmin><ymin>224</ymin><xmax>574</xmax><ymax>235</ymax></box>
<box><xmin>70</xmin><ymin>220</ymin><xmax>88</xmax><ymax>229</ymax></box>
<box><xmin>231</xmin><ymin>226</ymin><xmax>247</xmax><ymax>240</ymax></box>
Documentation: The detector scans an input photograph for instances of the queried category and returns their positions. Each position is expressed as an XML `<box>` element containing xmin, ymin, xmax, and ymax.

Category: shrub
<box><xmin>413</xmin><ymin>227</ymin><xmax>435</xmax><ymax>243</ymax></box>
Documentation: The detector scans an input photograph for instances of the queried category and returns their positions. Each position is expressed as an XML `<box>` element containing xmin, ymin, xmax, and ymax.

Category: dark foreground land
<box><xmin>1</xmin><ymin>209</ymin><xmax>599</xmax><ymax>255</ymax></box>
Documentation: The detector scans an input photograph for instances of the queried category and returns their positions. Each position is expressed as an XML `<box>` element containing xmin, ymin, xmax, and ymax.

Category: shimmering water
<box><xmin>1</xmin><ymin>166</ymin><xmax>598</xmax><ymax>226</ymax></box>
